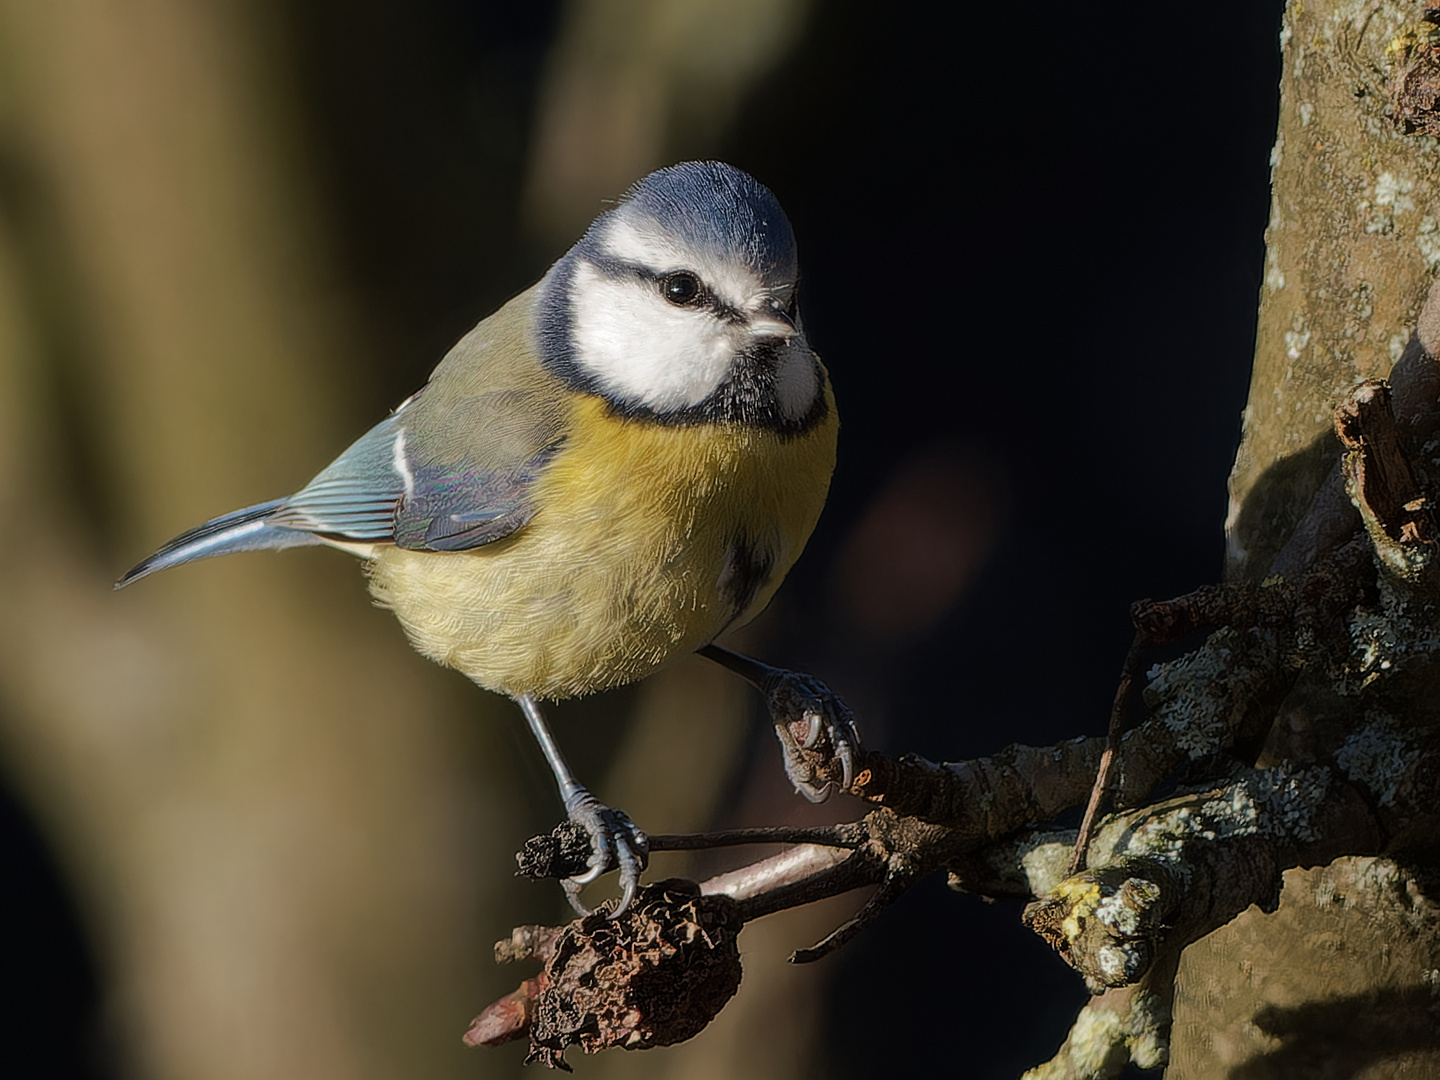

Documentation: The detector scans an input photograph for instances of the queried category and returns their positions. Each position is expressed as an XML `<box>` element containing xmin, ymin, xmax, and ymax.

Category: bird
<box><xmin>117</xmin><ymin>160</ymin><xmax>858</xmax><ymax>916</ymax></box>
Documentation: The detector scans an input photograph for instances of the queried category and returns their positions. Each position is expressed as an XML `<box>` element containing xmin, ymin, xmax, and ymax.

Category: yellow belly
<box><xmin>366</xmin><ymin>390</ymin><xmax>837</xmax><ymax>699</ymax></box>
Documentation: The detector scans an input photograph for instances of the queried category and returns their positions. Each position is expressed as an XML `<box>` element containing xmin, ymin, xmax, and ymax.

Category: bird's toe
<box><xmin>562</xmin><ymin>790</ymin><xmax>650</xmax><ymax>917</ymax></box>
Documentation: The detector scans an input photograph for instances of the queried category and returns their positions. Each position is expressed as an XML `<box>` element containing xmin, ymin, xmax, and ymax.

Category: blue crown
<box><xmin>602</xmin><ymin>161</ymin><xmax>798</xmax><ymax>282</ymax></box>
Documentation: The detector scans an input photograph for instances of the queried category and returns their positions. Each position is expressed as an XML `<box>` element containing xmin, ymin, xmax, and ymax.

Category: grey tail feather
<box><xmin>115</xmin><ymin>498</ymin><xmax>324</xmax><ymax>589</ymax></box>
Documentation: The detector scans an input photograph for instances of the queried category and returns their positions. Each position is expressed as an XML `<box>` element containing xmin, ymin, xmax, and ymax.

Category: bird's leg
<box><xmin>514</xmin><ymin>694</ymin><xmax>648</xmax><ymax>917</ymax></box>
<box><xmin>698</xmin><ymin>644</ymin><xmax>862</xmax><ymax>803</ymax></box>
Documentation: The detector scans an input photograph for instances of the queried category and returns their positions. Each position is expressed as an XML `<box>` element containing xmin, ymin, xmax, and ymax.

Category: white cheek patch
<box><xmin>569</xmin><ymin>260</ymin><xmax>735</xmax><ymax>411</ymax></box>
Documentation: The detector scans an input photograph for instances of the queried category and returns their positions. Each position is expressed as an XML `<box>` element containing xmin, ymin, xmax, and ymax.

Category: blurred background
<box><xmin>0</xmin><ymin>1</ymin><xmax>1283</xmax><ymax>1077</ymax></box>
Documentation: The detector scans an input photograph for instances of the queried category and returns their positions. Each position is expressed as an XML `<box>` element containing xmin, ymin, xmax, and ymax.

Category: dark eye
<box><xmin>662</xmin><ymin>271</ymin><xmax>703</xmax><ymax>306</ymax></box>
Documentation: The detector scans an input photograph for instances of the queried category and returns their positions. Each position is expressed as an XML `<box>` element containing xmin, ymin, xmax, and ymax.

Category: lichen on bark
<box><xmin>1175</xmin><ymin>0</ymin><xmax>1440</xmax><ymax>1073</ymax></box>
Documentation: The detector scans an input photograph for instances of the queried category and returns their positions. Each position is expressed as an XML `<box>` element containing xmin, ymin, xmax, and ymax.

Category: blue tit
<box><xmin>118</xmin><ymin>161</ymin><xmax>855</xmax><ymax>915</ymax></box>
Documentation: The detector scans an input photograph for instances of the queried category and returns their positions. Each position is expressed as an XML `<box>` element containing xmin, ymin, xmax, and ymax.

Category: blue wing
<box><xmin>117</xmin><ymin>406</ymin><xmax>560</xmax><ymax>588</ymax></box>
<box><xmin>114</xmin><ymin>497</ymin><xmax>324</xmax><ymax>587</ymax></box>
<box><xmin>117</xmin><ymin>290</ymin><xmax>570</xmax><ymax>589</ymax></box>
<box><xmin>265</xmin><ymin>413</ymin><xmax>410</xmax><ymax>541</ymax></box>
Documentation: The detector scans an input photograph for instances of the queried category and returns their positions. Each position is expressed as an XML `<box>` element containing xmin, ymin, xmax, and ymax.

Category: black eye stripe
<box><xmin>579</xmin><ymin>254</ymin><xmax>753</xmax><ymax>320</ymax></box>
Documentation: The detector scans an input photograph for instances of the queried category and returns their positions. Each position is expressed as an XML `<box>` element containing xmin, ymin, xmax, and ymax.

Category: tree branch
<box><xmin>465</xmin><ymin>290</ymin><xmax>1440</xmax><ymax>1072</ymax></box>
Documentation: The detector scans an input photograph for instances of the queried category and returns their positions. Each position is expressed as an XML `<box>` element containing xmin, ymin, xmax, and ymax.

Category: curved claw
<box><xmin>614</xmin><ymin>842</ymin><xmax>643</xmax><ymax>916</ymax></box>
<box><xmin>836</xmin><ymin>735</ymin><xmax>855</xmax><ymax>791</ymax></box>
<box><xmin>568</xmin><ymin>860</ymin><xmax>607</xmax><ymax>888</ymax></box>
<box><xmin>561</xmin><ymin>877</ymin><xmax>589</xmax><ymax>914</ymax></box>
<box><xmin>560</xmin><ymin>790</ymin><xmax>650</xmax><ymax>918</ymax></box>
<box><xmin>794</xmin><ymin>773</ymin><xmax>832</xmax><ymax>804</ymax></box>
<box><xmin>799</xmin><ymin>712</ymin><xmax>823</xmax><ymax>750</ymax></box>
<box><xmin>610</xmin><ymin>824</ymin><xmax>648</xmax><ymax>918</ymax></box>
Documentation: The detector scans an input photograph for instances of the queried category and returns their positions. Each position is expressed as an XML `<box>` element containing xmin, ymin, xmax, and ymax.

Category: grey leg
<box><xmin>698</xmin><ymin>644</ymin><xmax>862</xmax><ymax>802</ymax></box>
<box><xmin>515</xmin><ymin>693</ymin><xmax>648</xmax><ymax>917</ymax></box>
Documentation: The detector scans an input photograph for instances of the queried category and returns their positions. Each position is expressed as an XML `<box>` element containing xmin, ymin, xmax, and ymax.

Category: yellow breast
<box><xmin>366</xmin><ymin>386</ymin><xmax>837</xmax><ymax>699</ymax></box>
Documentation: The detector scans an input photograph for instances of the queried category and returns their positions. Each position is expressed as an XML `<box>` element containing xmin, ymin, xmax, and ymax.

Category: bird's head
<box><xmin>538</xmin><ymin>161</ymin><xmax>824</xmax><ymax>432</ymax></box>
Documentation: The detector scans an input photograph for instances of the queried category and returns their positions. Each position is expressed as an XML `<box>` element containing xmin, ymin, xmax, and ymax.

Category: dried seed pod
<box><xmin>467</xmin><ymin>880</ymin><xmax>744</xmax><ymax>1069</ymax></box>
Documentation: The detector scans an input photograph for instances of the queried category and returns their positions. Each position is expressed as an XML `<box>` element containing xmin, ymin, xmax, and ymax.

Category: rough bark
<box><xmin>1171</xmin><ymin>2</ymin><xmax>1440</xmax><ymax>1074</ymax></box>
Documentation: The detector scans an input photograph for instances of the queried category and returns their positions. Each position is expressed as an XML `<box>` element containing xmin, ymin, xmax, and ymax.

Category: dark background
<box><xmin>4</xmin><ymin>2</ymin><xmax>1284</xmax><ymax>1076</ymax></box>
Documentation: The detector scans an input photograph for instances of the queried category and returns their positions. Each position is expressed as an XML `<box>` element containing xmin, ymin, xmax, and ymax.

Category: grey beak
<box><xmin>748</xmin><ymin>300</ymin><xmax>797</xmax><ymax>342</ymax></box>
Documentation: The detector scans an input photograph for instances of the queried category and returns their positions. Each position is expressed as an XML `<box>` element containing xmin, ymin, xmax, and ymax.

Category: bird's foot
<box><xmin>560</xmin><ymin>789</ymin><xmax>649</xmax><ymax>918</ymax></box>
<box><xmin>763</xmin><ymin>669</ymin><xmax>862</xmax><ymax>803</ymax></box>
<box><xmin>696</xmin><ymin>646</ymin><xmax>863</xmax><ymax>803</ymax></box>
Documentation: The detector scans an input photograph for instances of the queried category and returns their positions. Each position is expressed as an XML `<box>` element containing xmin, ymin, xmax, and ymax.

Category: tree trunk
<box><xmin>1173</xmin><ymin>1</ymin><xmax>1440</xmax><ymax>1074</ymax></box>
